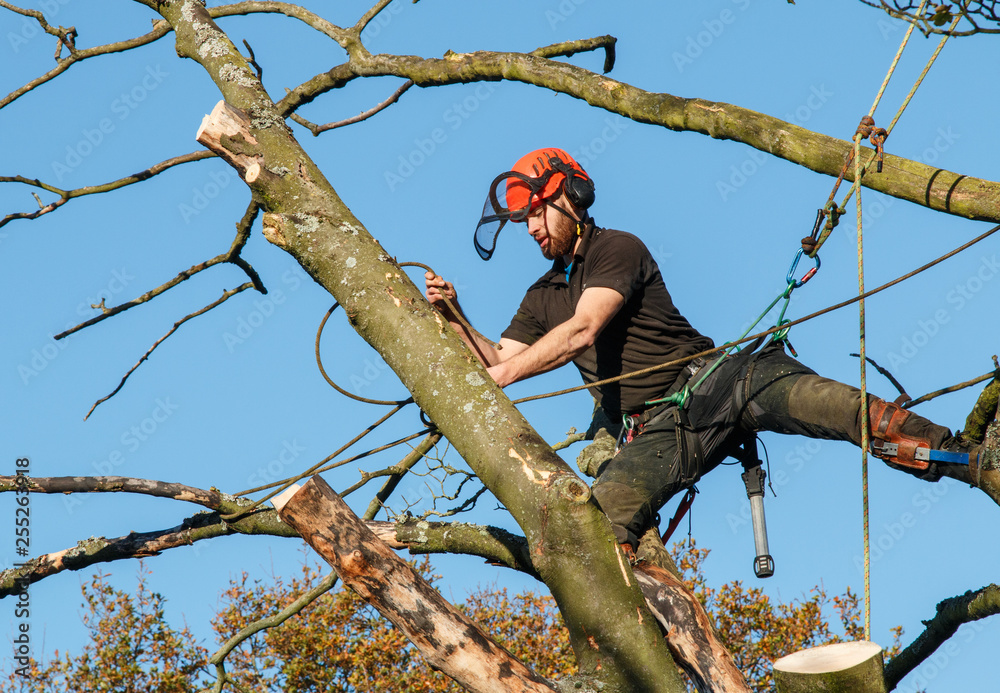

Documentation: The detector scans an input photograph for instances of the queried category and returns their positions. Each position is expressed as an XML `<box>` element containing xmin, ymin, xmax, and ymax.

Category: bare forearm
<box><xmin>489</xmin><ymin>320</ymin><xmax>589</xmax><ymax>386</ymax></box>
<box><xmin>488</xmin><ymin>287</ymin><xmax>624</xmax><ymax>388</ymax></box>
<box><xmin>447</xmin><ymin>315</ymin><xmax>504</xmax><ymax>367</ymax></box>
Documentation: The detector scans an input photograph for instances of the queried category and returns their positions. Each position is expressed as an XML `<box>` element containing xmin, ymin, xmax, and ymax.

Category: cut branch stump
<box><xmin>274</xmin><ymin>476</ymin><xmax>557</xmax><ymax>693</ymax></box>
<box><xmin>774</xmin><ymin>641</ymin><xmax>886</xmax><ymax>693</ymax></box>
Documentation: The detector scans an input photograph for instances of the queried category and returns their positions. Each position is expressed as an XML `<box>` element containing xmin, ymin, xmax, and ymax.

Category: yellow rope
<box><xmin>867</xmin><ymin>0</ymin><xmax>927</xmax><ymax>116</ymax></box>
<box><xmin>836</xmin><ymin>12</ymin><xmax>961</xmax><ymax>215</ymax></box>
<box><xmin>811</xmin><ymin>6</ymin><xmax>961</xmax><ymax>255</ymax></box>
<box><xmin>854</xmin><ymin>129</ymin><xmax>872</xmax><ymax>643</ymax></box>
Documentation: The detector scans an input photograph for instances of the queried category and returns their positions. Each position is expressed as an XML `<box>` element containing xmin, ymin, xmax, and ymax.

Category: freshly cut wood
<box><xmin>195</xmin><ymin>100</ymin><xmax>261</xmax><ymax>180</ymax></box>
<box><xmin>774</xmin><ymin>641</ymin><xmax>886</xmax><ymax>693</ymax></box>
<box><xmin>634</xmin><ymin>563</ymin><xmax>751</xmax><ymax>693</ymax></box>
<box><xmin>276</xmin><ymin>475</ymin><xmax>557</xmax><ymax>693</ymax></box>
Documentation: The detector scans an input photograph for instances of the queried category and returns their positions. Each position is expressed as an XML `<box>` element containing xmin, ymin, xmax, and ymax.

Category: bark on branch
<box><xmin>635</xmin><ymin>564</ymin><xmax>752</xmax><ymax>693</ymax></box>
<box><xmin>0</xmin><ymin>474</ymin><xmax>541</xmax><ymax>599</ymax></box>
<box><xmin>0</xmin><ymin>475</ymin><xmax>226</xmax><ymax>508</ymax></box>
<box><xmin>275</xmin><ymin>475</ymin><xmax>559</xmax><ymax>693</ymax></box>
<box><xmin>884</xmin><ymin>584</ymin><xmax>1000</xmax><ymax>689</ymax></box>
<box><xmin>277</xmin><ymin>48</ymin><xmax>1000</xmax><ymax>223</ymax></box>
<box><xmin>0</xmin><ymin>506</ymin><xmax>296</xmax><ymax>598</ymax></box>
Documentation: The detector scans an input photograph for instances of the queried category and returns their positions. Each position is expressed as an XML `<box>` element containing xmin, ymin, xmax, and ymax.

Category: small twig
<box><xmin>55</xmin><ymin>254</ymin><xmax>230</xmax><ymax>340</ymax></box>
<box><xmin>1</xmin><ymin>16</ymin><xmax>172</xmax><ymax>110</ymax></box>
<box><xmin>850</xmin><ymin>352</ymin><xmax>910</xmax><ymax>401</ymax></box>
<box><xmin>904</xmin><ymin>370</ymin><xmax>999</xmax><ymax>409</ymax></box>
<box><xmin>291</xmin><ymin>79</ymin><xmax>414</xmax><ymax>136</ymax></box>
<box><xmin>552</xmin><ymin>428</ymin><xmax>586</xmax><ymax>451</ymax></box>
<box><xmin>225</xmin><ymin>201</ymin><xmax>267</xmax><ymax>293</ymax></box>
<box><xmin>351</xmin><ymin>0</ymin><xmax>397</xmax><ymax>37</ymax></box>
<box><xmin>530</xmin><ymin>35</ymin><xmax>618</xmax><ymax>73</ymax></box>
<box><xmin>54</xmin><ymin>26</ymin><xmax>77</xmax><ymax>60</ymax></box>
<box><xmin>0</xmin><ymin>2</ymin><xmax>79</xmax><ymax>59</ymax></box>
<box><xmin>241</xmin><ymin>39</ymin><xmax>263</xmax><ymax>80</ymax></box>
<box><xmin>333</xmin><ymin>432</ymin><xmax>442</xmax><ymax>506</ymax></box>
<box><xmin>0</xmin><ymin>151</ymin><xmax>216</xmax><ymax>229</ymax></box>
<box><xmin>84</xmin><ymin>283</ymin><xmax>254</xmax><ymax>420</ymax></box>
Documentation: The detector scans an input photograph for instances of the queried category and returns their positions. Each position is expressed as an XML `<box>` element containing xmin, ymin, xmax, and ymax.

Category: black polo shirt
<box><xmin>502</xmin><ymin>222</ymin><xmax>715</xmax><ymax>415</ymax></box>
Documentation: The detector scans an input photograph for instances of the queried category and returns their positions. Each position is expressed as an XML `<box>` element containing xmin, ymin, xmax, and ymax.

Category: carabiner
<box><xmin>771</xmin><ymin>319</ymin><xmax>798</xmax><ymax>357</ymax></box>
<box><xmin>785</xmin><ymin>248</ymin><xmax>821</xmax><ymax>289</ymax></box>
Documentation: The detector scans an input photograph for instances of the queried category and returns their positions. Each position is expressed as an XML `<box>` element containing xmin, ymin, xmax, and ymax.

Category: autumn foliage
<box><xmin>5</xmin><ymin>543</ymin><xmax>898</xmax><ymax>693</ymax></box>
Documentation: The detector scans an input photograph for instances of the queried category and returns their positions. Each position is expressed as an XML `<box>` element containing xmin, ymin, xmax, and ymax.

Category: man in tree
<box><xmin>425</xmin><ymin>147</ymin><xmax>995</xmax><ymax>555</ymax></box>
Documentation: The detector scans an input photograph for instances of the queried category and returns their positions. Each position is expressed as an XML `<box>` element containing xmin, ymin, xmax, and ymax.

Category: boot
<box><xmin>868</xmin><ymin>398</ymin><xmax>937</xmax><ymax>477</ymax></box>
<box><xmin>866</xmin><ymin>399</ymin><xmax>987</xmax><ymax>487</ymax></box>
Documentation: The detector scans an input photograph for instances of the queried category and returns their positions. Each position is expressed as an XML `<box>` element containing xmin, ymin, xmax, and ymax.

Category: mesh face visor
<box><xmin>474</xmin><ymin>170</ymin><xmax>554</xmax><ymax>260</ymax></box>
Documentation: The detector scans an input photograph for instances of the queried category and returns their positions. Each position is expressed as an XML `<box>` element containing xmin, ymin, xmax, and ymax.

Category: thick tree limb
<box><xmin>884</xmin><ymin>584</ymin><xmax>1000</xmax><ymax>689</ymax></box>
<box><xmin>0</xmin><ymin>475</ymin><xmax>225</xmax><ymax>508</ymax></box>
<box><xmin>0</xmin><ymin>506</ymin><xmax>296</xmax><ymax>598</ymax></box>
<box><xmin>635</xmin><ymin>564</ymin><xmax>752</xmax><ymax>693</ymax></box>
<box><xmin>277</xmin><ymin>47</ymin><xmax>1000</xmax><ymax>223</ymax></box>
<box><xmin>0</xmin><ymin>473</ymin><xmax>540</xmax><ymax>598</ymax></box>
<box><xmin>146</xmin><ymin>4</ymin><xmax>694</xmax><ymax>688</ymax></box>
<box><xmin>275</xmin><ymin>475</ymin><xmax>559</xmax><ymax>693</ymax></box>
<box><xmin>775</xmin><ymin>641</ymin><xmax>887</xmax><ymax>693</ymax></box>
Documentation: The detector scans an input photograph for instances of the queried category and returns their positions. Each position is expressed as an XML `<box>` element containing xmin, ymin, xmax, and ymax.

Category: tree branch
<box><xmin>860</xmin><ymin>0</ymin><xmax>1000</xmax><ymax>37</ymax></box>
<box><xmin>904</xmin><ymin>369</ymin><xmax>999</xmax><ymax>410</ymax></box>
<box><xmin>0</xmin><ymin>506</ymin><xmax>297</xmax><ymax>598</ymax></box>
<box><xmin>351</xmin><ymin>0</ymin><xmax>396</xmax><ymax>37</ymax></box>
<box><xmin>884</xmin><ymin>584</ymin><xmax>1000</xmax><ymax>689</ymax></box>
<box><xmin>635</xmin><ymin>563</ymin><xmax>752</xmax><ymax>693</ymax></box>
<box><xmin>2</xmin><ymin>2</ymin><xmax>357</xmax><ymax>111</ymax></box>
<box><xmin>0</xmin><ymin>151</ymin><xmax>215</xmax><ymax>230</ymax></box>
<box><xmin>290</xmin><ymin>79</ymin><xmax>414</xmax><ymax>136</ymax></box>
<box><xmin>530</xmin><ymin>35</ymin><xmax>617</xmax><ymax>73</ymax></box>
<box><xmin>0</xmin><ymin>18</ymin><xmax>173</xmax><ymax>109</ymax></box>
<box><xmin>277</xmin><ymin>46</ymin><xmax>1000</xmax><ymax>223</ymax></box>
<box><xmin>54</xmin><ymin>255</ymin><xmax>230</xmax><ymax>339</ymax></box>
<box><xmin>0</xmin><ymin>475</ymin><xmax>226</xmax><ymax>508</ymax></box>
<box><xmin>274</xmin><ymin>476</ymin><xmax>559</xmax><ymax>693</ymax></box>
<box><xmin>0</xmin><ymin>473</ymin><xmax>542</xmax><ymax>594</ymax></box>
<box><xmin>84</xmin><ymin>282</ymin><xmax>255</xmax><ymax>419</ymax></box>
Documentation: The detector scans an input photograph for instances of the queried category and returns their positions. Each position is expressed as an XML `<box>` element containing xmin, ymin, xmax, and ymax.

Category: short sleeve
<box><xmin>580</xmin><ymin>233</ymin><xmax>649</xmax><ymax>302</ymax></box>
<box><xmin>501</xmin><ymin>285</ymin><xmax>549</xmax><ymax>346</ymax></box>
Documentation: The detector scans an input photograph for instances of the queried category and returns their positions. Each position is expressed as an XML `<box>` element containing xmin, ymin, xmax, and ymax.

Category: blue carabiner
<box><xmin>785</xmin><ymin>248</ymin><xmax>821</xmax><ymax>289</ymax></box>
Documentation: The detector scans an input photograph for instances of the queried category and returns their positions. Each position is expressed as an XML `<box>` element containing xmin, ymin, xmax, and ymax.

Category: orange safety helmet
<box><xmin>474</xmin><ymin>148</ymin><xmax>595</xmax><ymax>260</ymax></box>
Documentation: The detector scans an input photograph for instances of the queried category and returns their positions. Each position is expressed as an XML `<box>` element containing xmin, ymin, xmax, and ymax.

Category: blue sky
<box><xmin>2</xmin><ymin>1</ymin><xmax>999</xmax><ymax>690</ymax></box>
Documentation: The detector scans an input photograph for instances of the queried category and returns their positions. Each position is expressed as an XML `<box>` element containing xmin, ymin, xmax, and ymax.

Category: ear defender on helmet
<box><xmin>547</xmin><ymin>156</ymin><xmax>595</xmax><ymax>211</ymax></box>
<box><xmin>474</xmin><ymin>148</ymin><xmax>595</xmax><ymax>261</ymax></box>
